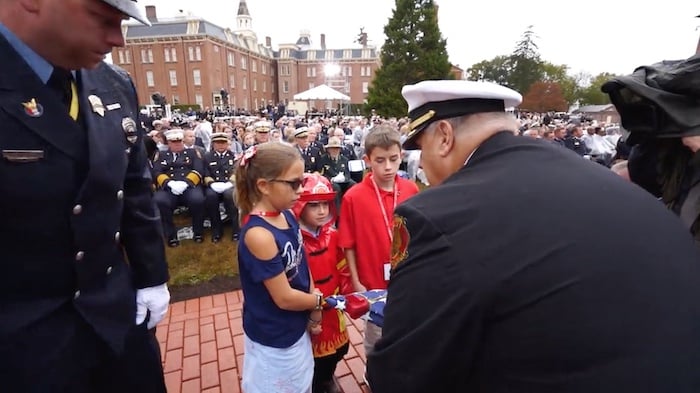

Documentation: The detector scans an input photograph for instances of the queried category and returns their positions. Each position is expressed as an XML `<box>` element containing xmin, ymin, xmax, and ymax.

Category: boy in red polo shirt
<box><xmin>338</xmin><ymin>125</ymin><xmax>419</xmax><ymax>356</ymax></box>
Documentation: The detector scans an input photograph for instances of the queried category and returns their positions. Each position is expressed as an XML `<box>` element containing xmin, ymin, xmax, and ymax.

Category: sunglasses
<box><xmin>270</xmin><ymin>178</ymin><xmax>303</xmax><ymax>190</ymax></box>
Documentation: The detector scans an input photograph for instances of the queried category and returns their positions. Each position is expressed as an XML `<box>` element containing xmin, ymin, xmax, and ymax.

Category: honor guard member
<box><xmin>319</xmin><ymin>136</ymin><xmax>355</xmax><ymax>207</ymax></box>
<box><xmin>295</xmin><ymin>123</ymin><xmax>322</xmax><ymax>173</ymax></box>
<box><xmin>153</xmin><ymin>129</ymin><xmax>207</xmax><ymax>246</ymax></box>
<box><xmin>253</xmin><ymin>120</ymin><xmax>271</xmax><ymax>144</ymax></box>
<box><xmin>0</xmin><ymin>1</ymin><xmax>171</xmax><ymax>392</ymax></box>
<box><xmin>366</xmin><ymin>80</ymin><xmax>700</xmax><ymax>392</ymax></box>
<box><xmin>203</xmin><ymin>132</ymin><xmax>240</xmax><ymax>242</ymax></box>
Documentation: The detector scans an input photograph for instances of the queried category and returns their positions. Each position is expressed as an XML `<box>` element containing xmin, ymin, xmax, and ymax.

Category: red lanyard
<box><xmin>371</xmin><ymin>174</ymin><xmax>397</xmax><ymax>242</ymax></box>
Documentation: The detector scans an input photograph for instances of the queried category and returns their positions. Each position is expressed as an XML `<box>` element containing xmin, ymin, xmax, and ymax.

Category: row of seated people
<box><xmin>151</xmin><ymin>128</ymin><xmax>363</xmax><ymax>246</ymax></box>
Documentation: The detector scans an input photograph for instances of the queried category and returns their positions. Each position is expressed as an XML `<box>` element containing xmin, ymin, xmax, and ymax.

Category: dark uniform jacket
<box><xmin>203</xmin><ymin>149</ymin><xmax>236</xmax><ymax>184</ymax></box>
<box><xmin>367</xmin><ymin>132</ymin><xmax>700</xmax><ymax>392</ymax></box>
<box><xmin>299</xmin><ymin>145</ymin><xmax>323</xmax><ymax>173</ymax></box>
<box><xmin>152</xmin><ymin>148</ymin><xmax>205</xmax><ymax>189</ymax></box>
<box><xmin>318</xmin><ymin>154</ymin><xmax>351</xmax><ymax>181</ymax></box>
<box><xmin>0</xmin><ymin>42</ymin><xmax>168</xmax><ymax>355</ymax></box>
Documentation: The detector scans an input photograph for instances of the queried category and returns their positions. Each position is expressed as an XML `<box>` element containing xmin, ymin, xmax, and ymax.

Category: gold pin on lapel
<box><xmin>22</xmin><ymin>98</ymin><xmax>43</xmax><ymax>117</ymax></box>
<box><xmin>88</xmin><ymin>95</ymin><xmax>105</xmax><ymax>117</ymax></box>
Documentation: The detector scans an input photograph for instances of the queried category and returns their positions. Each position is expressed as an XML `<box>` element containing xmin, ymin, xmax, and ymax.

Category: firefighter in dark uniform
<box><xmin>153</xmin><ymin>129</ymin><xmax>206</xmax><ymax>246</ymax></box>
<box><xmin>565</xmin><ymin>125</ymin><xmax>590</xmax><ymax>156</ymax></box>
<box><xmin>294</xmin><ymin>123</ymin><xmax>322</xmax><ymax>172</ymax></box>
<box><xmin>366</xmin><ymin>80</ymin><xmax>700</xmax><ymax>392</ymax></box>
<box><xmin>318</xmin><ymin>136</ymin><xmax>355</xmax><ymax>208</ymax></box>
<box><xmin>203</xmin><ymin>132</ymin><xmax>239</xmax><ymax>242</ymax></box>
<box><xmin>0</xmin><ymin>1</ymin><xmax>170</xmax><ymax>392</ymax></box>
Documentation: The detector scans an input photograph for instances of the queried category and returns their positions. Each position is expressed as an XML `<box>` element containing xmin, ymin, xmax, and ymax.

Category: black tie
<box><xmin>47</xmin><ymin>67</ymin><xmax>74</xmax><ymax>112</ymax></box>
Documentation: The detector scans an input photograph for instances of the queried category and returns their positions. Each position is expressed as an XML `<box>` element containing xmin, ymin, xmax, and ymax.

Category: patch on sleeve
<box><xmin>390</xmin><ymin>214</ymin><xmax>410</xmax><ymax>269</ymax></box>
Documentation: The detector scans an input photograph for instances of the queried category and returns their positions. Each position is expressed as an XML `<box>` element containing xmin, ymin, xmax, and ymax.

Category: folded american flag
<box><xmin>323</xmin><ymin>289</ymin><xmax>387</xmax><ymax>327</ymax></box>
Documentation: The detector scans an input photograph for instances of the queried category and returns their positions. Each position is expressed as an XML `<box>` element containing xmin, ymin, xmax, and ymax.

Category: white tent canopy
<box><xmin>293</xmin><ymin>84</ymin><xmax>350</xmax><ymax>101</ymax></box>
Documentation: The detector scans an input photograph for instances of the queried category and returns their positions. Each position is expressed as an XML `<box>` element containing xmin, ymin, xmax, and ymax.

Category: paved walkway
<box><xmin>157</xmin><ymin>290</ymin><xmax>371</xmax><ymax>393</ymax></box>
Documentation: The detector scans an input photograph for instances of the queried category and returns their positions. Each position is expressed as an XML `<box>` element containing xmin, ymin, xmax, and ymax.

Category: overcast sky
<box><xmin>139</xmin><ymin>0</ymin><xmax>700</xmax><ymax>77</ymax></box>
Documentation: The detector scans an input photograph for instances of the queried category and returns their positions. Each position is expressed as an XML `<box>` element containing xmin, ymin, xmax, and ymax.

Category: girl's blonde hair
<box><xmin>234</xmin><ymin>142</ymin><xmax>302</xmax><ymax>221</ymax></box>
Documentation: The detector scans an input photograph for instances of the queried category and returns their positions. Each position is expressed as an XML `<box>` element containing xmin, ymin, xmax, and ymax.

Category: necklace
<box><xmin>250</xmin><ymin>210</ymin><xmax>281</xmax><ymax>217</ymax></box>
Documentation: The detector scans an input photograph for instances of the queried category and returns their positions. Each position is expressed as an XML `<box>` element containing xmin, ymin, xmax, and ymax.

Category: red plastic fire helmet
<box><xmin>291</xmin><ymin>173</ymin><xmax>336</xmax><ymax>219</ymax></box>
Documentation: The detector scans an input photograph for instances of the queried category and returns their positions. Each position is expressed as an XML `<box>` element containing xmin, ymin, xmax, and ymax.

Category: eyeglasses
<box><xmin>270</xmin><ymin>178</ymin><xmax>303</xmax><ymax>190</ymax></box>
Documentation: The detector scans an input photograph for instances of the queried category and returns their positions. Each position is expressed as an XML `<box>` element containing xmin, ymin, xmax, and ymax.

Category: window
<box><xmin>243</xmin><ymin>97</ymin><xmax>248</xmax><ymax>110</ymax></box>
<box><xmin>253</xmin><ymin>79</ymin><xmax>257</xmax><ymax>91</ymax></box>
<box><xmin>164</xmin><ymin>48</ymin><xmax>170</xmax><ymax>62</ymax></box>
<box><xmin>195</xmin><ymin>94</ymin><xmax>203</xmax><ymax>108</ymax></box>
<box><xmin>169</xmin><ymin>70</ymin><xmax>177</xmax><ymax>86</ymax></box>
<box><xmin>195</xmin><ymin>46</ymin><xmax>201</xmax><ymax>61</ymax></box>
<box><xmin>343</xmin><ymin>49</ymin><xmax>352</xmax><ymax>59</ymax></box>
<box><xmin>242</xmin><ymin>76</ymin><xmax>247</xmax><ymax>90</ymax></box>
<box><xmin>280</xmin><ymin>65</ymin><xmax>290</xmax><ymax>76</ymax></box>
<box><xmin>280</xmin><ymin>49</ymin><xmax>290</xmax><ymax>58</ymax></box>
<box><xmin>252</xmin><ymin>60</ymin><xmax>257</xmax><ymax>73</ymax></box>
<box><xmin>125</xmin><ymin>51</ymin><xmax>131</xmax><ymax>64</ymax></box>
<box><xmin>227</xmin><ymin>52</ymin><xmax>235</xmax><ymax>66</ymax></box>
<box><xmin>170</xmin><ymin>48</ymin><xmax>177</xmax><ymax>62</ymax></box>
<box><xmin>262</xmin><ymin>63</ymin><xmax>267</xmax><ymax>75</ymax></box>
<box><xmin>146</xmin><ymin>71</ymin><xmax>154</xmax><ymax>87</ymax></box>
<box><xmin>147</xmin><ymin>49</ymin><xmax>153</xmax><ymax>63</ymax></box>
<box><xmin>361</xmin><ymin>66</ymin><xmax>372</xmax><ymax>77</ymax></box>
<box><xmin>343</xmin><ymin>66</ymin><xmax>352</xmax><ymax>77</ymax></box>
<box><xmin>263</xmin><ymin>81</ymin><xmax>267</xmax><ymax>92</ymax></box>
<box><xmin>213</xmin><ymin>45</ymin><xmax>219</xmax><ymax>53</ymax></box>
<box><xmin>172</xmin><ymin>95</ymin><xmax>180</xmax><ymax>104</ymax></box>
<box><xmin>283</xmin><ymin>81</ymin><xmax>289</xmax><ymax>93</ymax></box>
<box><xmin>140</xmin><ymin>49</ymin><xmax>147</xmax><ymax>63</ymax></box>
<box><xmin>362</xmin><ymin>82</ymin><xmax>369</xmax><ymax>93</ymax></box>
<box><xmin>241</xmin><ymin>57</ymin><xmax>247</xmax><ymax>70</ymax></box>
<box><xmin>307</xmin><ymin>51</ymin><xmax>316</xmax><ymax>60</ymax></box>
<box><xmin>229</xmin><ymin>74</ymin><xmax>235</xmax><ymax>88</ymax></box>
<box><xmin>306</xmin><ymin>67</ymin><xmax>316</xmax><ymax>77</ymax></box>
<box><xmin>362</xmin><ymin>49</ymin><xmax>371</xmax><ymax>59</ymax></box>
<box><xmin>193</xmin><ymin>69</ymin><xmax>201</xmax><ymax>86</ymax></box>
<box><xmin>309</xmin><ymin>82</ymin><xmax>315</xmax><ymax>90</ymax></box>
<box><xmin>117</xmin><ymin>50</ymin><xmax>124</xmax><ymax>64</ymax></box>
<box><xmin>188</xmin><ymin>46</ymin><xmax>194</xmax><ymax>61</ymax></box>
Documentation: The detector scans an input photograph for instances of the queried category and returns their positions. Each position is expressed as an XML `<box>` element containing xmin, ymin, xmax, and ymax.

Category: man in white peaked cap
<box><xmin>0</xmin><ymin>0</ymin><xmax>169</xmax><ymax>391</ymax></box>
<box><xmin>366</xmin><ymin>80</ymin><xmax>700</xmax><ymax>392</ymax></box>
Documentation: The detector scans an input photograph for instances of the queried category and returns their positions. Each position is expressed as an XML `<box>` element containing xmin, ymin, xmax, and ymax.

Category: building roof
<box><xmin>575</xmin><ymin>104</ymin><xmax>615</xmax><ymax>113</ymax></box>
<box><xmin>273</xmin><ymin>48</ymin><xmax>378</xmax><ymax>61</ymax></box>
<box><xmin>237</xmin><ymin>0</ymin><xmax>250</xmax><ymax>16</ymax></box>
<box><xmin>124</xmin><ymin>19</ymin><xmax>274</xmax><ymax>57</ymax></box>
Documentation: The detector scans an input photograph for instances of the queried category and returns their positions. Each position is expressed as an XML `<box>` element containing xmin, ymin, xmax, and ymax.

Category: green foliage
<box><xmin>366</xmin><ymin>0</ymin><xmax>453</xmax><ymax>118</ymax></box>
<box><xmin>466</xmin><ymin>26</ymin><xmax>616</xmax><ymax>108</ymax></box>
<box><xmin>578</xmin><ymin>72</ymin><xmax>616</xmax><ymax>105</ymax></box>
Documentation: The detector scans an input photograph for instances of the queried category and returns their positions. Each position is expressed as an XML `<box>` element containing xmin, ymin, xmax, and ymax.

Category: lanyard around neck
<box><xmin>371</xmin><ymin>173</ymin><xmax>397</xmax><ymax>242</ymax></box>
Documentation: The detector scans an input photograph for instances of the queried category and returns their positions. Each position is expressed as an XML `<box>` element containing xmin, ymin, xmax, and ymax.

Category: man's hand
<box><xmin>682</xmin><ymin>135</ymin><xmax>700</xmax><ymax>153</ymax></box>
<box><xmin>210</xmin><ymin>182</ymin><xmax>234</xmax><ymax>194</ymax></box>
<box><xmin>136</xmin><ymin>283</ymin><xmax>170</xmax><ymax>329</ymax></box>
<box><xmin>168</xmin><ymin>181</ymin><xmax>188</xmax><ymax>195</ymax></box>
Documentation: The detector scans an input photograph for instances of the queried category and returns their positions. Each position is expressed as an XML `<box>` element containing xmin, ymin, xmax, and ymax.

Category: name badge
<box><xmin>384</xmin><ymin>263</ymin><xmax>391</xmax><ymax>281</ymax></box>
<box><xmin>2</xmin><ymin>149</ymin><xmax>44</xmax><ymax>163</ymax></box>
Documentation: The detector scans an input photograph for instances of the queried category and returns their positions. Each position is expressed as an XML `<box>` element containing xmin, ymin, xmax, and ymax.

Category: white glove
<box><xmin>136</xmin><ymin>283</ymin><xmax>170</xmax><ymax>329</ymax></box>
<box><xmin>331</xmin><ymin>173</ymin><xmax>346</xmax><ymax>183</ymax></box>
<box><xmin>168</xmin><ymin>180</ymin><xmax>188</xmax><ymax>195</ymax></box>
<box><xmin>210</xmin><ymin>181</ymin><xmax>233</xmax><ymax>194</ymax></box>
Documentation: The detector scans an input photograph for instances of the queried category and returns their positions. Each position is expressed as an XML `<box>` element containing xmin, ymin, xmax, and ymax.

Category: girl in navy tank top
<box><xmin>234</xmin><ymin>143</ymin><xmax>324</xmax><ymax>393</ymax></box>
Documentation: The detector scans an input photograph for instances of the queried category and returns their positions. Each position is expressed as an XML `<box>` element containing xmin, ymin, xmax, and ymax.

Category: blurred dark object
<box><xmin>601</xmin><ymin>55</ymin><xmax>700</xmax><ymax>146</ymax></box>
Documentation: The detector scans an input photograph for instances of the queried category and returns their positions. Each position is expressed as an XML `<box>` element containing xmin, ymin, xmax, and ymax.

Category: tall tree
<box><xmin>466</xmin><ymin>55</ymin><xmax>513</xmax><ymax>86</ymax></box>
<box><xmin>540</xmin><ymin>62</ymin><xmax>578</xmax><ymax>106</ymax></box>
<box><xmin>579</xmin><ymin>72</ymin><xmax>616</xmax><ymax>105</ymax></box>
<box><xmin>508</xmin><ymin>26</ymin><xmax>544</xmax><ymax>94</ymax></box>
<box><xmin>366</xmin><ymin>0</ymin><xmax>452</xmax><ymax>117</ymax></box>
<box><xmin>521</xmin><ymin>81</ymin><xmax>568</xmax><ymax>112</ymax></box>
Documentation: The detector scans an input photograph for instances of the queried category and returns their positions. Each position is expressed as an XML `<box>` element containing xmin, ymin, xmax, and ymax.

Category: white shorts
<box><xmin>242</xmin><ymin>331</ymin><xmax>314</xmax><ymax>393</ymax></box>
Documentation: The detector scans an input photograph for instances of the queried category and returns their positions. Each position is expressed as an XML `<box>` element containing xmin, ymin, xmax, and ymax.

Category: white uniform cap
<box><xmin>165</xmin><ymin>129</ymin><xmax>184</xmax><ymax>141</ymax></box>
<box><xmin>401</xmin><ymin>80</ymin><xmax>522</xmax><ymax>150</ymax></box>
<box><xmin>102</xmin><ymin>0</ymin><xmax>151</xmax><ymax>26</ymax></box>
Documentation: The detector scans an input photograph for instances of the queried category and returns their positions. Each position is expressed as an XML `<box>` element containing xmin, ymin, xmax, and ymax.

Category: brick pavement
<box><xmin>157</xmin><ymin>290</ymin><xmax>371</xmax><ymax>393</ymax></box>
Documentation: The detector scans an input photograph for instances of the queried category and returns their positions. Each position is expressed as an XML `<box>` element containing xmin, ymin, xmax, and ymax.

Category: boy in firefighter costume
<box><xmin>292</xmin><ymin>173</ymin><xmax>352</xmax><ymax>393</ymax></box>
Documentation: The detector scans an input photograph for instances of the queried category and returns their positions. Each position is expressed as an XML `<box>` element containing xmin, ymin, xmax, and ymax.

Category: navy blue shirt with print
<box><xmin>238</xmin><ymin>210</ymin><xmax>311</xmax><ymax>348</ymax></box>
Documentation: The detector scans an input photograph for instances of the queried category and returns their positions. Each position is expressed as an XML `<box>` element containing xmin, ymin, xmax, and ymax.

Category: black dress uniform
<box><xmin>300</xmin><ymin>145</ymin><xmax>323</xmax><ymax>173</ymax></box>
<box><xmin>203</xmin><ymin>148</ymin><xmax>239</xmax><ymax>241</ymax></box>
<box><xmin>0</xmin><ymin>39</ymin><xmax>168</xmax><ymax>392</ymax></box>
<box><xmin>565</xmin><ymin>135</ymin><xmax>590</xmax><ymax>156</ymax></box>
<box><xmin>367</xmin><ymin>132</ymin><xmax>700</xmax><ymax>392</ymax></box>
<box><xmin>318</xmin><ymin>153</ymin><xmax>355</xmax><ymax>207</ymax></box>
<box><xmin>152</xmin><ymin>146</ymin><xmax>206</xmax><ymax>245</ymax></box>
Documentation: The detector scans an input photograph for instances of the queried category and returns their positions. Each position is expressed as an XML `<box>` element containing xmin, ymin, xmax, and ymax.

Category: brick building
<box><xmin>112</xmin><ymin>1</ymin><xmax>381</xmax><ymax>110</ymax></box>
